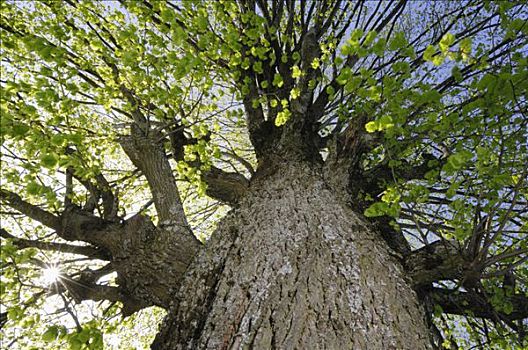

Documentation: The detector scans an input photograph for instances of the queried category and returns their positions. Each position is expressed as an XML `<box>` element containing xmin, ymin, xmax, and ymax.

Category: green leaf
<box><xmin>350</xmin><ymin>28</ymin><xmax>363</xmax><ymax>41</ymax></box>
<box><xmin>447</xmin><ymin>156</ymin><xmax>464</xmax><ymax>171</ymax></box>
<box><xmin>275</xmin><ymin>108</ymin><xmax>291</xmax><ymax>126</ymax></box>
<box><xmin>423</xmin><ymin>45</ymin><xmax>436</xmax><ymax>62</ymax></box>
<box><xmin>272</xmin><ymin>73</ymin><xmax>284</xmax><ymax>87</ymax></box>
<box><xmin>51</xmin><ymin>134</ymin><xmax>65</xmax><ymax>146</ymax></box>
<box><xmin>68</xmin><ymin>338</ymin><xmax>83</xmax><ymax>350</ymax></box>
<box><xmin>77</xmin><ymin>328</ymin><xmax>91</xmax><ymax>343</ymax></box>
<box><xmin>389</xmin><ymin>32</ymin><xmax>408</xmax><ymax>51</ymax></box>
<box><xmin>40</xmin><ymin>153</ymin><xmax>58</xmax><ymax>168</ymax></box>
<box><xmin>364</xmin><ymin>202</ymin><xmax>389</xmax><ymax>217</ymax></box>
<box><xmin>337</xmin><ymin>67</ymin><xmax>352</xmax><ymax>85</ymax></box>
<box><xmin>433</xmin><ymin>304</ymin><xmax>443</xmax><ymax>317</ymax></box>
<box><xmin>365</xmin><ymin>115</ymin><xmax>393</xmax><ymax>133</ymax></box>
<box><xmin>12</xmin><ymin>123</ymin><xmax>30</xmax><ymax>137</ymax></box>
<box><xmin>381</xmin><ymin>187</ymin><xmax>400</xmax><ymax>203</ymax></box>
<box><xmin>26</xmin><ymin>181</ymin><xmax>41</xmax><ymax>195</ymax></box>
<box><xmin>502</xmin><ymin>301</ymin><xmax>514</xmax><ymax>315</ymax></box>
<box><xmin>160</xmin><ymin>9</ymin><xmax>174</xmax><ymax>22</ymax></box>
<box><xmin>326</xmin><ymin>85</ymin><xmax>335</xmax><ymax>99</ymax></box>
<box><xmin>253</xmin><ymin>61</ymin><xmax>263</xmax><ymax>74</ymax></box>
<box><xmin>7</xmin><ymin>306</ymin><xmax>22</xmax><ymax>321</ymax></box>
<box><xmin>451</xmin><ymin>65</ymin><xmax>463</xmax><ymax>82</ymax></box>
<box><xmin>432</xmin><ymin>54</ymin><xmax>445</xmax><ymax>66</ymax></box>
<box><xmin>197</xmin><ymin>179</ymin><xmax>207</xmax><ymax>197</ymax></box>
<box><xmin>42</xmin><ymin>326</ymin><xmax>59</xmax><ymax>342</ymax></box>
<box><xmin>292</xmin><ymin>51</ymin><xmax>301</xmax><ymax>62</ymax></box>
<box><xmin>364</xmin><ymin>30</ymin><xmax>377</xmax><ymax>46</ymax></box>
<box><xmin>344</xmin><ymin>76</ymin><xmax>362</xmax><ymax>93</ymax></box>
<box><xmin>311</xmin><ymin>57</ymin><xmax>320</xmax><ymax>69</ymax></box>
<box><xmin>291</xmin><ymin>65</ymin><xmax>302</xmax><ymax>79</ymax></box>
<box><xmin>378</xmin><ymin>115</ymin><xmax>394</xmax><ymax>130</ymax></box>
<box><xmin>290</xmin><ymin>87</ymin><xmax>301</xmax><ymax>100</ymax></box>
<box><xmin>459</xmin><ymin>37</ymin><xmax>472</xmax><ymax>61</ymax></box>
<box><xmin>372</xmin><ymin>38</ymin><xmax>386</xmax><ymax>56</ymax></box>
<box><xmin>447</xmin><ymin>150</ymin><xmax>472</xmax><ymax>170</ymax></box>
<box><xmin>68</xmin><ymin>133</ymin><xmax>83</xmax><ymax>144</ymax></box>
<box><xmin>365</xmin><ymin>121</ymin><xmax>378</xmax><ymax>133</ymax></box>
<box><xmin>392</xmin><ymin>61</ymin><xmax>410</xmax><ymax>74</ymax></box>
<box><xmin>439</xmin><ymin>33</ymin><xmax>455</xmax><ymax>52</ymax></box>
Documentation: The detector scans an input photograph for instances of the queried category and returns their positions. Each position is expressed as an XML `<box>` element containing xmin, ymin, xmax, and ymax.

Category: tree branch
<box><xmin>0</xmin><ymin>228</ymin><xmax>110</xmax><ymax>260</ymax></box>
<box><xmin>370</xmin><ymin>154</ymin><xmax>439</xmax><ymax>184</ymax></box>
<box><xmin>52</xmin><ymin>277</ymin><xmax>121</xmax><ymax>304</ymax></box>
<box><xmin>0</xmin><ymin>189</ymin><xmax>61</xmax><ymax>231</ymax></box>
<box><xmin>430</xmin><ymin>287</ymin><xmax>528</xmax><ymax>321</ymax></box>
<box><xmin>220</xmin><ymin>151</ymin><xmax>255</xmax><ymax>176</ymax></box>
<box><xmin>120</xmin><ymin>125</ymin><xmax>191</xmax><ymax>233</ymax></box>
<box><xmin>65</xmin><ymin>147</ymin><xmax>118</xmax><ymax>219</ymax></box>
<box><xmin>405</xmin><ymin>240</ymin><xmax>465</xmax><ymax>286</ymax></box>
<box><xmin>202</xmin><ymin>166</ymin><xmax>249</xmax><ymax>205</ymax></box>
<box><xmin>371</xmin><ymin>216</ymin><xmax>411</xmax><ymax>257</ymax></box>
<box><xmin>46</xmin><ymin>265</ymin><xmax>148</xmax><ymax>316</ymax></box>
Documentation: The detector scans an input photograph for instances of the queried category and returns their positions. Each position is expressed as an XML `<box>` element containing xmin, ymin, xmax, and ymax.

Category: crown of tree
<box><xmin>1</xmin><ymin>1</ymin><xmax>527</xmax><ymax>349</ymax></box>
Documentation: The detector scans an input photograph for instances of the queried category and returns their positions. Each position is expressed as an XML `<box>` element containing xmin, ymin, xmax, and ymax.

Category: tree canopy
<box><xmin>1</xmin><ymin>0</ymin><xmax>527</xmax><ymax>349</ymax></box>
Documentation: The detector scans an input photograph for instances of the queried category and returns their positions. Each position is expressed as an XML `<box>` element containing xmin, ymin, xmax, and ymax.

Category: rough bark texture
<box><xmin>112</xmin><ymin>214</ymin><xmax>200</xmax><ymax>315</ymax></box>
<box><xmin>153</xmin><ymin>162</ymin><xmax>433</xmax><ymax>349</ymax></box>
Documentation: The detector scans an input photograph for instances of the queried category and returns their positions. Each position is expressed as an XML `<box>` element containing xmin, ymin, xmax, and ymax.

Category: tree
<box><xmin>1</xmin><ymin>0</ymin><xmax>527</xmax><ymax>348</ymax></box>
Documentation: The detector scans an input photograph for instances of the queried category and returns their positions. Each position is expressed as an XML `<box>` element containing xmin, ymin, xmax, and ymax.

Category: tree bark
<box><xmin>153</xmin><ymin>161</ymin><xmax>434</xmax><ymax>349</ymax></box>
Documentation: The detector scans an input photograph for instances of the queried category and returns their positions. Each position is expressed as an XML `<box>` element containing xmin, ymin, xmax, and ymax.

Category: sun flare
<box><xmin>41</xmin><ymin>266</ymin><xmax>61</xmax><ymax>285</ymax></box>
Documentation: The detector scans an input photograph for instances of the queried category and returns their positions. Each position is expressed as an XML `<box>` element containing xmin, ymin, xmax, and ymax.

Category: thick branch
<box><xmin>364</xmin><ymin>154</ymin><xmax>439</xmax><ymax>194</ymax></box>
<box><xmin>0</xmin><ymin>189</ymin><xmax>61</xmax><ymax>231</ymax></box>
<box><xmin>405</xmin><ymin>240</ymin><xmax>465</xmax><ymax>286</ymax></box>
<box><xmin>431</xmin><ymin>287</ymin><xmax>528</xmax><ymax>321</ymax></box>
<box><xmin>242</xmin><ymin>81</ymin><xmax>277</xmax><ymax>162</ymax></box>
<box><xmin>51</xmin><ymin>277</ymin><xmax>121</xmax><ymax>304</ymax></box>
<box><xmin>44</xmin><ymin>264</ymin><xmax>147</xmax><ymax>316</ymax></box>
<box><xmin>371</xmin><ymin>216</ymin><xmax>411</xmax><ymax>257</ymax></box>
<box><xmin>72</xmin><ymin>172</ymin><xmax>117</xmax><ymax>220</ymax></box>
<box><xmin>202</xmin><ymin>166</ymin><xmax>249</xmax><ymax>205</ymax></box>
<box><xmin>0</xmin><ymin>228</ymin><xmax>110</xmax><ymax>260</ymax></box>
<box><xmin>323</xmin><ymin>115</ymin><xmax>381</xmax><ymax>203</ymax></box>
<box><xmin>63</xmin><ymin>148</ymin><xmax>117</xmax><ymax>219</ymax></box>
<box><xmin>59</xmin><ymin>206</ymin><xmax>117</xmax><ymax>250</ymax></box>
<box><xmin>120</xmin><ymin>125</ymin><xmax>188</xmax><ymax>228</ymax></box>
<box><xmin>220</xmin><ymin>151</ymin><xmax>255</xmax><ymax>176</ymax></box>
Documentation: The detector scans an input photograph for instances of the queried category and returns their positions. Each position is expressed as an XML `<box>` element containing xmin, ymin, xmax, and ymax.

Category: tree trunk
<box><xmin>153</xmin><ymin>161</ymin><xmax>434</xmax><ymax>349</ymax></box>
